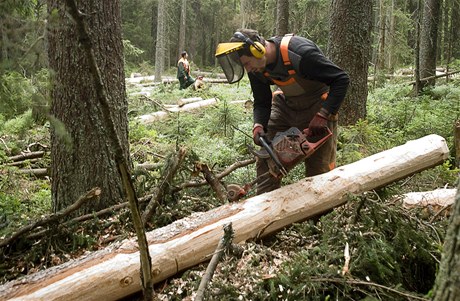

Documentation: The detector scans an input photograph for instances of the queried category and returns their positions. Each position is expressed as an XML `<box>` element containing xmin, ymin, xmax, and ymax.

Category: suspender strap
<box><xmin>280</xmin><ymin>34</ymin><xmax>294</xmax><ymax>69</ymax></box>
<box><xmin>264</xmin><ymin>34</ymin><xmax>296</xmax><ymax>86</ymax></box>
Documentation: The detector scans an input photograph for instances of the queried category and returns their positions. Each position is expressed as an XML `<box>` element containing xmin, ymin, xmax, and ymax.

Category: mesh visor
<box><xmin>217</xmin><ymin>51</ymin><xmax>245</xmax><ymax>84</ymax></box>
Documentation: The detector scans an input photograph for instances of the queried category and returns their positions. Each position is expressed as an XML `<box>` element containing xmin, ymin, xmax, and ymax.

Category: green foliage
<box><xmin>337</xmin><ymin>119</ymin><xmax>394</xmax><ymax>165</ymax></box>
<box><xmin>0</xmin><ymin>170</ymin><xmax>51</xmax><ymax>237</ymax></box>
<box><xmin>129</xmin><ymin>121</ymin><xmax>158</xmax><ymax>142</ymax></box>
<box><xmin>0</xmin><ymin>110</ymin><xmax>34</xmax><ymax>138</ymax></box>
<box><xmin>367</xmin><ymin>82</ymin><xmax>460</xmax><ymax>154</ymax></box>
<box><xmin>0</xmin><ymin>72</ymin><xmax>34</xmax><ymax>120</ymax></box>
<box><xmin>251</xmin><ymin>197</ymin><xmax>444</xmax><ymax>300</ymax></box>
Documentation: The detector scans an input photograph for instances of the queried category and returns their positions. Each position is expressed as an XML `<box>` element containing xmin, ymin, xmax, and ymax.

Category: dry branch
<box><xmin>195</xmin><ymin>162</ymin><xmax>228</xmax><ymax>202</ymax></box>
<box><xmin>142</xmin><ymin>147</ymin><xmax>187</xmax><ymax>225</ymax></box>
<box><xmin>195</xmin><ymin>223</ymin><xmax>234</xmax><ymax>301</ymax></box>
<box><xmin>172</xmin><ymin>157</ymin><xmax>256</xmax><ymax>192</ymax></box>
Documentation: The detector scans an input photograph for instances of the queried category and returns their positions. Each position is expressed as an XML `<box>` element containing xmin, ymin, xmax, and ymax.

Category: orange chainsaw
<box><xmin>227</xmin><ymin>127</ymin><xmax>332</xmax><ymax>202</ymax></box>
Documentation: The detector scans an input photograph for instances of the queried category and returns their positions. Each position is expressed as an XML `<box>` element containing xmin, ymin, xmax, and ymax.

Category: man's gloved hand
<box><xmin>252</xmin><ymin>123</ymin><xmax>266</xmax><ymax>146</ymax></box>
<box><xmin>308</xmin><ymin>109</ymin><xmax>329</xmax><ymax>136</ymax></box>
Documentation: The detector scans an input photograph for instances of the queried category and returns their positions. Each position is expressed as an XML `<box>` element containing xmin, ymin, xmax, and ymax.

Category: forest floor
<box><xmin>1</xmin><ymin>75</ymin><xmax>459</xmax><ymax>300</ymax></box>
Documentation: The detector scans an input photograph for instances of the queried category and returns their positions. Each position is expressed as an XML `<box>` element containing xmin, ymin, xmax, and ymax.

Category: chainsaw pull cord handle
<box><xmin>259</xmin><ymin>136</ymin><xmax>288</xmax><ymax>176</ymax></box>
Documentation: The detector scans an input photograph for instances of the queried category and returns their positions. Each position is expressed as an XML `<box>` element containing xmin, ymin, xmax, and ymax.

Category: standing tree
<box><xmin>452</xmin><ymin>0</ymin><xmax>460</xmax><ymax>59</ymax></box>
<box><xmin>46</xmin><ymin>0</ymin><xmax>129</xmax><ymax>212</ymax></box>
<box><xmin>328</xmin><ymin>0</ymin><xmax>374</xmax><ymax>125</ymax></box>
<box><xmin>376</xmin><ymin>0</ymin><xmax>388</xmax><ymax>72</ymax></box>
<box><xmin>276</xmin><ymin>0</ymin><xmax>289</xmax><ymax>36</ymax></box>
<box><xmin>432</xmin><ymin>178</ymin><xmax>460</xmax><ymax>301</ymax></box>
<box><xmin>419</xmin><ymin>0</ymin><xmax>441</xmax><ymax>88</ymax></box>
<box><xmin>154</xmin><ymin>0</ymin><xmax>165</xmax><ymax>83</ymax></box>
<box><xmin>178</xmin><ymin>0</ymin><xmax>187</xmax><ymax>58</ymax></box>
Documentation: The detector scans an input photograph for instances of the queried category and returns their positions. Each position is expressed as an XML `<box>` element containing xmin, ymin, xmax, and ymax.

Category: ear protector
<box><xmin>233</xmin><ymin>31</ymin><xmax>266</xmax><ymax>59</ymax></box>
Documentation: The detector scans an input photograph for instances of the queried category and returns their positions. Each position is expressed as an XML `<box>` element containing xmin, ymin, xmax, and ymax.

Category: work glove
<box><xmin>252</xmin><ymin>123</ymin><xmax>266</xmax><ymax>146</ymax></box>
<box><xmin>308</xmin><ymin>110</ymin><xmax>329</xmax><ymax>136</ymax></box>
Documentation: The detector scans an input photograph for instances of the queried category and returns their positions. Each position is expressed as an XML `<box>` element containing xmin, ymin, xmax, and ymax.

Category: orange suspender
<box><xmin>265</xmin><ymin>34</ymin><xmax>296</xmax><ymax>86</ymax></box>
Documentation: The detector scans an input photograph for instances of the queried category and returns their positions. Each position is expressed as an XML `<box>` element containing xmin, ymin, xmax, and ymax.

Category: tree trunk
<box><xmin>452</xmin><ymin>0</ymin><xmax>460</xmax><ymax>59</ymax></box>
<box><xmin>414</xmin><ymin>0</ymin><xmax>423</xmax><ymax>95</ymax></box>
<box><xmin>388</xmin><ymin>0</ymin><xmax>395</xmax><ymax>70</ymax></box>
<box><xmin>0</xmin><ymin>18</ymin><xmax>8</xmax><ymax>61</ymax></box>
<box><xmin>275</xmin><ymin>0</ymin><xmax>289</xmax><ymax>36</ymax></box>
<box><xmin>377</xmin><ymin>0</ymin><xmax>387</xmax><ymax>71</ymax></box>
<box><xmin>0</xmin><ymin>134</ymin><xmax>449</xmax><ymax>301</ymax></box>
<box><xmin>47</xmin><ymin>0</ymin><xmax>128</xmax><ymax>213</ymax></box>
<box><xmin>177</xmin><ymin>0</ymin><xmax>186</xmax><ymax>58</ymax></box>
<box><xmin>328</xmin><ymin>0</ymin><xmax>373</xmax><ymax>125</ymax></box>
<box><xmin>419</xmin><ymin>0</ymin><xmax>441</xmax><ymax>88</ymax></box>
<box><xmin>153</xmin><ymin>0</ymin><xmax>165</xmax><ymax>82</ymax></box>
<box><xmin>432</xmin><ymin>180</ymin><xmax>460</xmax><ymax>301</ymax></box>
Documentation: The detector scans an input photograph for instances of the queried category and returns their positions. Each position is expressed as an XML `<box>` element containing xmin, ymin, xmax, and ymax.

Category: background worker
<box><xmin>215</xmin><ymin>29</ymin><xmax>349</xmax><ymax>194</ymax></box>
<box><xmin>177</xmin><ymin>51</ymin><xmax>196</xmax><ymax>90</ymax></box>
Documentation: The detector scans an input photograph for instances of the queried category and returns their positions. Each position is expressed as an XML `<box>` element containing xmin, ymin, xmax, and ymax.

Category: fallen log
<box><xmin>178</xmin><ymin>97</ymin><xmax>203</xmax><ymax>107</ymax></box>
<box><xmin>399</xmin><ymin>188</ymin><xmax>456</xmax><ymax>220</ymax></box>
<box><xmin>135</xmin><ymin>98</ymin><xmax>218</xmax><ymax>124</ymax></box>
<box><xmin>7</xmin><ymin>151</ymin><xmax>45</xmax><ymax>162</ymax></box>
<box><xmin>401</xmin><ymin>188</ymin><xmax>456</xmax><ymax>209</ymax></box>
<box><xmin>0</xmin><ymin>134</ymin><xmax>449</xmax><ymax>301</ymax></box>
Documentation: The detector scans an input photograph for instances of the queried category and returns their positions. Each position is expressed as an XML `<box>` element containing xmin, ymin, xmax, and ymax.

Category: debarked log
<box><xmin>401</xmin><ymin>188</ymin><xmax>456</xmax><ymax>209</ymax></box>
<box><xmin>0</xmin><ymin>134</ymin><xmax>449</xmax><ymax>301</ymax></box>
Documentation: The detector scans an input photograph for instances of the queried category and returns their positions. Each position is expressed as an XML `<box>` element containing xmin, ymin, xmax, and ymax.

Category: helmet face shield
<box><xmin>215</xmin><ymin>42</ymin><xmax>246</xmax><ymax>84</ymax></box>
<box><xmin>217</xmin><ymin>52</ymin><xmax>245</xmax><ymax>84</ymax></box>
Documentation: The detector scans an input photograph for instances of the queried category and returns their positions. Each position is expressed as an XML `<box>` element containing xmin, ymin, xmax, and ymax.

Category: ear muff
<box><xmin>233</xmin><ymin>31</ymin><xmax>266</xmax><ymax>59</ymax></box>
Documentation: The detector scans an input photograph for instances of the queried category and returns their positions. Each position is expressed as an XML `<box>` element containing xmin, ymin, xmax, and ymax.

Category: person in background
<box><xmin>215</xmin><ymin>29</ymin><xmax>349</xmax><ymax>194</ymax></box>
<box><xmin>177</xmin><ymin>51</ymin><xmax>196</xmax><ymax>90</ymax></box>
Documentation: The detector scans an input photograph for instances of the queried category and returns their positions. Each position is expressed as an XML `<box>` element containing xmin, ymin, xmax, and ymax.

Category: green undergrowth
<box><xmin>155</xmin><ymin>193</ymin><xmax>449</xmax><ymax>300</ymax></box>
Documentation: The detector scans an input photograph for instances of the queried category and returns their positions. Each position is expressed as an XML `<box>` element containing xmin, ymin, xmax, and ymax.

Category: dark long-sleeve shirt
<box><xmin>249</xmin><ymin>36</ymin><xmax>349</xmax><ymax>127</ymax></box>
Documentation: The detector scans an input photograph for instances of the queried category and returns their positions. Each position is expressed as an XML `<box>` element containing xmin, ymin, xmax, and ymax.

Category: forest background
<box><xmin>0</xmin><ymin>0</ymin><xmax>460</xmax><ymax>300</ymax></box>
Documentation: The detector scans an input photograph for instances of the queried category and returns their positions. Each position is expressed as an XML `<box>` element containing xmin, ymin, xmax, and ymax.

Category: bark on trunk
<box><xmin>0</xmin><ymin>134</ymin><xmax>449</xmax><ymax>301</ymax></box>
<box><xmin>328</xmin><ymin>0</ymin><xmax>373</xmax><ymax>125</ymax></box>
<box><xmin>432</xmin><ymin>182</ymin><xmax>460</xmax><ymax>301</ymax></box>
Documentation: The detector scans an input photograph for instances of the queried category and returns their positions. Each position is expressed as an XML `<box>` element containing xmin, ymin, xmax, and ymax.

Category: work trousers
<box><xmin>256</xmin><ymin>93</ymin><xmax>338</xmax><ymax>194</ymax></box>
<box><xmin>178</xmin><ymin>75</ymin><xmax>195</xmax><ymax>90</ymax></box>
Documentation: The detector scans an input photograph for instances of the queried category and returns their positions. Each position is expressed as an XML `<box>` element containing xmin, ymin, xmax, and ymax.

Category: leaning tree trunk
<box><xmin>47</xmin><ymin>0</ymin><xmax>128</xmax><ymax>213</ymax></box>
<box><xmin>419</xmin><ymin>0</ymin><xmax>441</xmax><ymax>88</ymax></box>
<box><xmin>0</xmin><ymin>134</ymin><xmax>449</xmax><ymax>301</ymax></box>
<box><xmin>328</xmin><ymin>0</ymin><xmax>373</xmax><ymax>125</ymax></box>
<box><xmin>432</xmin><ymin>179</ymin><xmax>460</xmax><ymax>301</ymax></box>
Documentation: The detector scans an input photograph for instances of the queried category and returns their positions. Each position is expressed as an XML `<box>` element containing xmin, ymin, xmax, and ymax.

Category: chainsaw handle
<box><xmin>259</xmin><ymin>136</ymin><xmax>288</xmax><ymax>176</ymax></box>
<box><xmin>302</xmin><ymin>127</ymin><xmax>332</xmax><ymax>150</ymax></box>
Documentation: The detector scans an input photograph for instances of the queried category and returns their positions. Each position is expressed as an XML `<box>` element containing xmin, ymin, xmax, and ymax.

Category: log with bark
<box><xmin>0</xmin><ymin>134</ymin><xmax>449</xmax><ymax>301</ymax></box>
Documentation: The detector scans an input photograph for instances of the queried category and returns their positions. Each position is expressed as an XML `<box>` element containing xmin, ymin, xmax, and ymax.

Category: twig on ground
<box><xmin>195</xmin><ymin>223</ymin><xmax>234</xmax><ymax>301</ymax></box>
